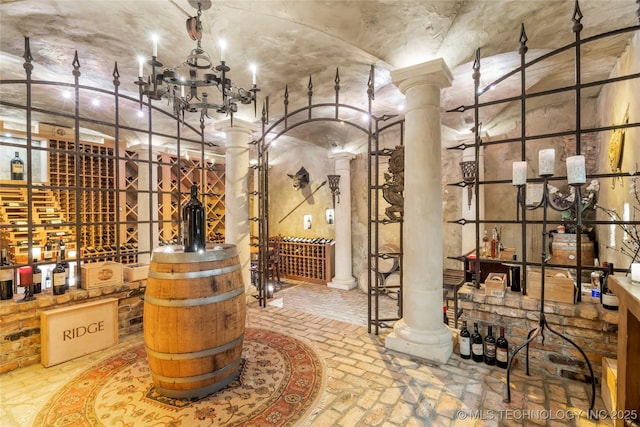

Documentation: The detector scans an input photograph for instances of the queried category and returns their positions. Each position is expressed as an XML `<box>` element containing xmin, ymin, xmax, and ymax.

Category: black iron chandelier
<box><xmin>135</xmin><ymin>0</ymin><xmax>259</xmax><ymax>122</ymax></box>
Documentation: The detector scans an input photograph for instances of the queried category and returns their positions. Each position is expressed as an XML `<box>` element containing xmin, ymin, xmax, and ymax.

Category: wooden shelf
<box><xmin>0</xmin><ymin>182</ymin><xmax>75</xmax><ymax>263</ymax></box>
<box><xmin>157</xmin><ymin>153</ymin><xmax>225</xmax><ymax>244</ymax></box>
<box><xmin>279</xmin><ymin>238</ymin><xmax>335</xmax><ymax>285</ymax></box>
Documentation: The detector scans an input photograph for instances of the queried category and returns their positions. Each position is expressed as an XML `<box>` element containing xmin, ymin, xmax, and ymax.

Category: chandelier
<box><xmin>135</xmin><ymin>0</ymin><xmax>259</xmax><ymax>122</ymax></box>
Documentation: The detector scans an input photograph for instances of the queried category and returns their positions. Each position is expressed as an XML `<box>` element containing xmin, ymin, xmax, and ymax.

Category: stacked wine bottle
<box><xmin>459</xmin><ymin>321</ymin><xmax>509</xmax><ymax>369</ymax></box>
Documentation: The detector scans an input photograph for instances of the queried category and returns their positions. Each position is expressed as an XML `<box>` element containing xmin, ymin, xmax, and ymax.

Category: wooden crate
<box><xmin>485</xmin><ymin>272</ymin><xmax>506</xmax><ymax>297</ymax></box>
<box><xmin>41</xmin><ymin>298</ymin><xmax>118</xmax><ymax>367</ymax></box>
<box><xmin>80</xmin><ymin>261</ymin><xmax>123</xmax><ymax>289</ymax></box>
<box><xmin>123</xmin><ymin>263</ymin><xmax>149</xmax><ymax>282</ymax></box>
<box><xmin>527</xmin><ymin>267</ymin><xmax>577</xmax><ymax>304</ymax></box>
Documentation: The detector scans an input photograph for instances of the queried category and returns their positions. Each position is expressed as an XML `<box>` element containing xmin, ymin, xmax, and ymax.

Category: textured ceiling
<box><xmin>1</xmin><ymin>0</ymin><xmax>638</xmax><ymax>160</ymax></box>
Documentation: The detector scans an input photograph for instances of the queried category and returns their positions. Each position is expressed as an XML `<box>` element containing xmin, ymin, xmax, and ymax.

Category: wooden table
<box><xmin>608</xmin><ymin>276</ymin><xmax>640</xmax><ymax>426</ymax></box>
<box><xmin>443</xmin><ymin>268</ymin><xmax>466</xmax><ymax>329</ymax></box>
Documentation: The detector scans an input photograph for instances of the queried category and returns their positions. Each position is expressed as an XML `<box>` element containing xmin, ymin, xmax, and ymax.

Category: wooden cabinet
<box><xmin>608</xmin><ymin>276</ymin><xmax>640</xmax><ymax>426</ymax></box>
<box><xmin>279</xmin><ymin>239</ymin><xmax>335</xmax><ymax>285</ymax></box>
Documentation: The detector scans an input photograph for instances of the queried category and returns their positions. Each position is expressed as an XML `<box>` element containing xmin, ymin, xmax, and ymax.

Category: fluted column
<box><xmin>385</xmin><ymin>58</ymin><xmax>454</xmax><ymax>363</ymax></box>
<box><xmin>327</xmin><ymin>151</ymin><xmax>356</xmax><ymax>290</ymax></box>
<box><xmin>218</xmin><ymin>119</ymin><xmax>254</xmax><ymax>294</ymax></box>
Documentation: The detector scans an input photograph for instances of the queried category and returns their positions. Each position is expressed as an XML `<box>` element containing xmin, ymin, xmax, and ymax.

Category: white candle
<box><xmin>512</xmin><ymin>161</ymin><xmax>528</xmax><ymax>186</ymax></box>
<box><xmin>152</xmin><ymin>34</ymin><xmax>158</xmax><ymax>57</ymax></box>
<box><xmin>251</xmin><ymin>64</ymin><xmax>257</xmax><ymax>85</ymax></box>
<box><xmin>566</xmin><ymin>155</ymin><xmax>586</xmax><ymax>185</ymax></box>
<box><xmin>539</xmin><ymin>149</ymin><xmax>555</xmax><ymax>176</ymax></box>
<box><xmin>181</xmin><ymin>85</ymin><xmax>185</xmax><ymax>98</ymax></box>
<box><xmin>219</xmin><ymin>40</ymin><xmax>226</xmax><ymax>62</ymax></box>
<box><xmin>632</xmin><ymin>263</ymin><xmax>640</xmax><ymax>283</ymax></box>
<box><xmin>138</xmin><ymin>57</ymin><xmax>144</xmax><ymax>78</ymax></box>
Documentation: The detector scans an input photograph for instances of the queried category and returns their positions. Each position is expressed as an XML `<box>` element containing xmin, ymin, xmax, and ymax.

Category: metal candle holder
<box><xmin>505</xmin><ymin>152</ymin><xmax>595</xmax><ymax>412</ymax></box>
<box><xmin>327</xmin><ymin>174</ymin><xmax>341</xmax><ymax>207</ymax></box>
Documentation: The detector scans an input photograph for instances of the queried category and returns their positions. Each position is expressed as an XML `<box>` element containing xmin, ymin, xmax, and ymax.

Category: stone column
<box><xmin>219</xmin><ymin>120</ymin><xmax>254</xmax><ymax>294</ymax></box>
<box><xmin>385</xmin><ymin>58</ymin><xmax>454</xmax><ymax>364</ymax></box>
<box><xmin>327</xmin><ymin>151</ymin><xmax>357</xmax><ymax>290</ymax></box>
<box><xmin>134</xmin><ymin>146</ymin><xmax>158</xmax><ymax>264</ymax></box>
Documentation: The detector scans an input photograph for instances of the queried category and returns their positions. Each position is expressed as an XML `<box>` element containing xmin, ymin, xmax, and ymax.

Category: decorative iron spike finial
<box><xmin>472</xmin><ymin>48</ymin><xmax>481</xmax><ymax>88</ymax></box>
<box><xmin>519</xmin><ymin>23</ymin><xmax>529</xmax><ymax>55</ymax></box>
<box><xmin>572</xmin><ymin>0</ymin><xmax>584</xmax><ymax>33</ymax></box>
<box><xmin>367</xmin><ymin>65</ymin><xmax>375</xmax><ymax>100</ymax></box>
<box><xmin>72</xmin><ymin>51</ymin><xmax>81</xmax><ymax>77</ymax></box>
<box><xmin>334</xmin><ymin>68</ymin><xmax>340</xmax><ymax>104</ymax></box>
<box><xmin>113</xmin><ymin>62</ymin><xmax>120</xmax><ymax>87</ymax></box>
<box><xmin>22</xmin><ymin>37</ymin><xmax>33</xmax><ymax>74</ymax></box>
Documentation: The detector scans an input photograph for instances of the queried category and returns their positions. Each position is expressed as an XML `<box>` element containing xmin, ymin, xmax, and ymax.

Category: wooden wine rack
<box><xmin>0</xmin><ymin>181</ymin><xmax>75</xmax><ymax>263</ymax></box>
<box><xmin>157</xmin><ymin>153</ymin><xmax>225</xmax><ymax>244</ymax></box>
<box><xmin>48</xmin><ymin>139</ymin><xmax>137</xmax><ymax>264</ymax></box>
<box><xmin>279</xmin><ymin>239</ymin><xmax>335</xmax><ymax>285</ymax></box>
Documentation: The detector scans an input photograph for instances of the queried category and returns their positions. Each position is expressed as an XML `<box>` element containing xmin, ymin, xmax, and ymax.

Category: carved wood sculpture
<box><xmin>382</xmin><ymin>146</ymin><xmax>404</xmax><ymax>220</ymax></box>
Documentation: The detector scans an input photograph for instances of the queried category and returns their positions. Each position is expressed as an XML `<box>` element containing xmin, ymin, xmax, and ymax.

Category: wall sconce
<box><xmin>459</xmin><ymin>160</ymin><xmax>476</xmax><ymax>210</ymax></box>
<box><xmin>327</xmin><ymin>174</ymin><xmax>341</xmax><ymax>207</ymax></box>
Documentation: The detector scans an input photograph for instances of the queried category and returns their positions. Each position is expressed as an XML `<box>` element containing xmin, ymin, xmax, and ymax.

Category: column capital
<box><xmin>328</xmin><ymin>151</ymin><xmax>356</xmax><ymax>162</ymax></box>
<box><xmin>391</xmin><ymin>58</ymin><xmax>453</xmax><ymax>94</ymax></box>
<box><xmin>215</xmin><ymin>118</ymin><xmax>260</xmax><ymax>135</ymax></box>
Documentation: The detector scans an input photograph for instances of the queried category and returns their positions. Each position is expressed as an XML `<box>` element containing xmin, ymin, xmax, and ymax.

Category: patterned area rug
<box><xmin>34</xmin><ymin>328</ymin><xmax>325</xmax><ymax>426</ymax></box>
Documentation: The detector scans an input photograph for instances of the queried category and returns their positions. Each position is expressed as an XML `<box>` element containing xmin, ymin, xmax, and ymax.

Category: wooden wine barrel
<box><xmin>377</xmin><ymin>244</ymin><xmax>400</xmax><ymax>273</ymax></box>
<box><xmin>357</xmin><ymin>269</ymin><xmax>384</xmax><ymax>293</ymax></box>
<box><xmin>143</xmin><ymin>244</ymin><xmax>246</xmax><ymax>399</ymax></box>
<box><xmin>549</xmin><ymin>233</ymin><xmax>595</xmax><ymax>267</ymax></box>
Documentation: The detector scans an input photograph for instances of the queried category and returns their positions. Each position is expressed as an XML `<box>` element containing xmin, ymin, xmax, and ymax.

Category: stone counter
<box><xmin>0</xmin><ymin>280</ymin><xmax>146</xmax><ymax>374</ymax></box>
<box><xmin>459</xmin><ymin>284</ymin><xmax>618</xmax><ymax>383</ymax></box>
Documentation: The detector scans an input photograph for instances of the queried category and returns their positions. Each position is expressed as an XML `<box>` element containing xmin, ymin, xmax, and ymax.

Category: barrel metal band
<box><xmin>153</xmin><ymin>366</ymin><xmax>240</xmax><ymax>399</ymax></box>
<box><xmin>144</xmin><ymin>286</ymin><xmax>245</xmax><ymax>307</ymax></box>
<box><xmin>145</xmin><ymin>333</ymin><xmax>244</xmax><ymax>361</ymax></box>
<box><xmin>148</xmin><ymin>263</ymin><xmax>241</xmax><ymax>280</ymax></box>
<box><xmin>151</xmin><ymin>358</ymin><xmax>241</xmax><ymax>384</ymax></box>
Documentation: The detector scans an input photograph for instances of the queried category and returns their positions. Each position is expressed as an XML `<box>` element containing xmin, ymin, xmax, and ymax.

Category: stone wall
<box><xmin>459</xmin><ymin>286</ymin><xmax>618</xmax><ymax>383</ymax></box>
<box><xmin>0</xmin><ymin>280</ymin><xmax>146</xmax><ymax>374</ymax></box>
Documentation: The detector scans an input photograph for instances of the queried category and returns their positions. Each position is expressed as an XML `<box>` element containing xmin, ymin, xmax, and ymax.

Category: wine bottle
<box><xmin>490</xmin><ymin>227</ymin><xmax>499</xmax><ymax>258</ymax></box>
<box><xmin>52</xmin><ymin>249</ymin><xmax>66</xmax><ymax>295</ymax></box>
<box><xmin>481</xmin><ymin>230</ymin><xmax>490</xmax><ymax>257</ymax></box>
<box><xmin>590</xmin><ymin>258</ymin><xmax>601</xmax><ymax>301</ymax></box>
<box><xmin>459</xmin><ymin>321</ymin><xmax>471</xmax><ymax>360</ymax></box>
<box><xmin>59</xmin><ymin>237</ymin><xmax>69</xmax><ymax>289</ymax></box>
<box><xmin>182</xmin><ymin>184</ymin><xmax>205</xmax><ymax>252</ymax></box>
<box><xmin>471</xmin><ymin>322</ymin><xmax>484</xmax><ymax>363</ymax></box>
<box><xmin>601</xmin><ymin>262</ymin><xmax>619</xmax><ymax>311</ymax></box>
<box><xmin>32</xmin><ymin>262</ymin><xmax>42</xmax><ymax>294</ymax></box>
<box><xmin>43</xmin><ymin>239</ymin><xmax>53</xmax><ymax>261</ymax></box>
<box><xmin>10</xmin><ymin>151</ymin><xmax>24</xmax><ymax>180</ymax></box>
<box><xmin>496</xmin><ymin>326</ymin><xmax>509</xmax><ymax>369</ymax></box>
<box><xmin>484</xmin><ymin>325</ymin><xmax>496</xmax><ymax>366</ymax></box>
<box><xmin>0</xmin><ymin>249</ymin><xmax>14</xmax><ymax>300</ymax></box>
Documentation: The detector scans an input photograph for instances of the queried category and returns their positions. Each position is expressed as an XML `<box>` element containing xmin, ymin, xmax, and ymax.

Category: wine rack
<box><xmin>48</xmin><ymin>139</ymin><xmax>137</xmax><ymax>264</ymax></box>
<box><xmin>157</xmin><ymin>153</ymin><xmax>225</xmax><ymax>244</ymax></box>
<box><xmin>0</xmin><ymin>181</ymin><xmax>75</xmax><ymax>263</ymax></box>
<box><xmin>278</xmin><ymin>238</ymin><xmax>335</xmax><ymax>285</ymax></box>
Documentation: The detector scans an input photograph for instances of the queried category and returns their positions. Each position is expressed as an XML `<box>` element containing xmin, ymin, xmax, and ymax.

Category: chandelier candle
<box><xmin>512</xmin><ymin>161</ymin><xmax>527</xmax><ymax>186</ymax></box>
<box><xmin>538</xmin><ymin>149</ymin><xmax>555</xmax><ymax>176</ymax></box>
<box><xmin>566</xmin><ymin>155</ymin><xmax>586</xmax><ymax>185</ymax></box>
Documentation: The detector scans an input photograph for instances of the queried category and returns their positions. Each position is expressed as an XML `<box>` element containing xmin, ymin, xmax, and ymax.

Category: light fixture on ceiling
<box><xmin>134</xmin><ymin>0</ymin><xmax>259</xmax><ymax>123</ymax></box>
